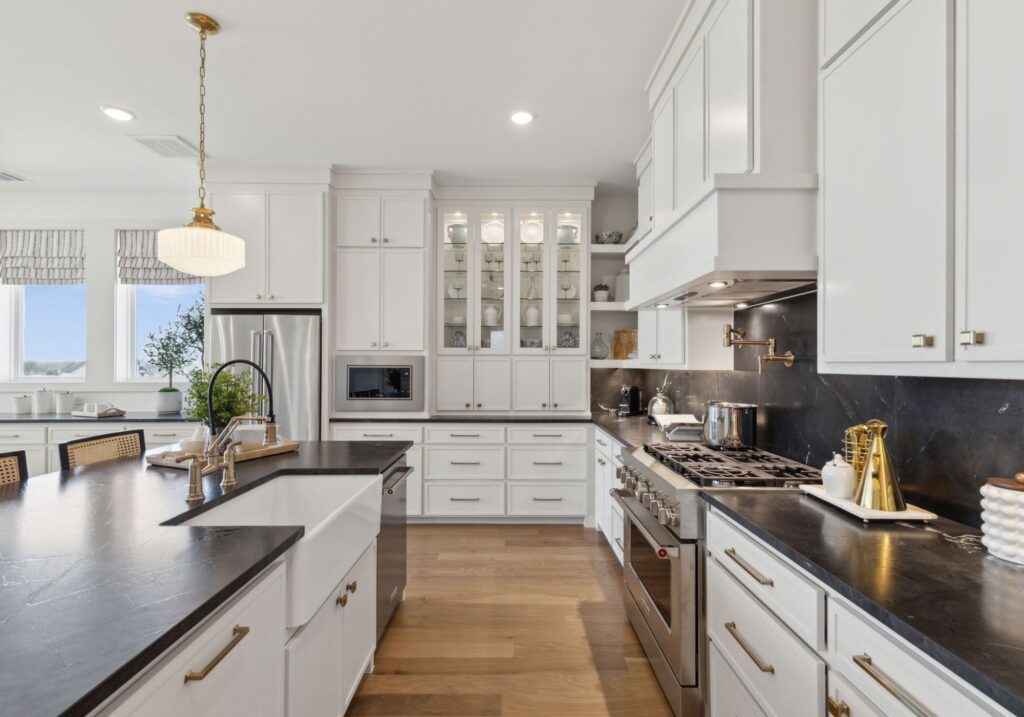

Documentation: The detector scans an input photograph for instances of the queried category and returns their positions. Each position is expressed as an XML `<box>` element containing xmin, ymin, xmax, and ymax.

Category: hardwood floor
<box><xmin>349</xmin><ymin>524</ymin><xmax>673</xmax><ymax>717</ymax></box>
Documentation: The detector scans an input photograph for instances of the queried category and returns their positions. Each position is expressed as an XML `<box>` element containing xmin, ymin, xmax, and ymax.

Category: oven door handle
<box><xmin>383</xmin><ymin>465</ymin><xmax>413</xmax><ymax>491</ymax></box>
<box><xmin>610</xmin><ymin>488</ymin><xmax>679</xmax><ymax>559</ymax></box>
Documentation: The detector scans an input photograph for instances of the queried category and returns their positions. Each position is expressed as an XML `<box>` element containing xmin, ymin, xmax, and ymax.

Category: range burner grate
<box><xmin>644</xmin><ymin>442</ymin><xmax>821</xmax><ymax>487</ymax></box>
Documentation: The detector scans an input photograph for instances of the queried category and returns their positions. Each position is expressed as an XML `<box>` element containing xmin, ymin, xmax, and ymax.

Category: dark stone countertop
<box><xmin>702</xmin><ymin>490</ymin><xmax>1024</xmax><ymax>715</ymax></box>
<box><xmin>0</xmin><ymin>440</ymin><xmax>411</xmax><ymax>717</ymax></box>
<box><xmin>0</xmin><ymin>411</ymin><xmax>195</xmax><ymax>423</ymax></box>
<box><xmin>329</xmin><ymin>416</ymin><xmax>593</xmax><ymax>423</ymax></box>
<box><xmin>591</xmin><ymin>412</ymin><xmax>664</xmax><ymax>449</ymax></box>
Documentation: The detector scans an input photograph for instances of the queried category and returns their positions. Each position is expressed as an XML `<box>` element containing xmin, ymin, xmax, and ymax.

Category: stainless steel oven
<box><xmin>335</xmin><ymin>355</ymin><xmax>425</xmax><ymax>412</ymax></box>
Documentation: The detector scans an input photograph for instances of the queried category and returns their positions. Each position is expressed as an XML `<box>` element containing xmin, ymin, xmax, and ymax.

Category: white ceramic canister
<box><xmin>821</xmin><ymin>453</ymin><xmax>858</xmax><ymax>499</ymax></box>
<box><xmin>11</xmin><ymin>395</ymin><xmax>31</xmax><ymax>414</ymax></box>
<box><xmin>32</xmin><ymin>388</ymin><xmax>53</xmax><ymax>415</ymax></box>
<box><xmin>980</xmin><ymin>480</ymin><xmax>1024</xmax><ymax>566</ymax></box>
<box><xmin>54</xmin><ymin>391</ymin><xmax>77</xmax><ymax>414</ymax></box>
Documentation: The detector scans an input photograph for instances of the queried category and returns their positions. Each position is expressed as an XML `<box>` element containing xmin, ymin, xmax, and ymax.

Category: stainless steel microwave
<box><xmin>334</xmin><ymin>355</ymin><xmax>425</xmax><ymax>412</ymax></box>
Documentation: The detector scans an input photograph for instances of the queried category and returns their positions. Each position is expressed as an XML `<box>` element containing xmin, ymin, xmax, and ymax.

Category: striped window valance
<box><xmin>116</xmin><ymin>229</ymin><xmax>202</xmax><ymax>285</ymax></box>
<box><xmin>0</xmin><ymin>229</ymin><xmax>85</xmax><ymax>285</ymax></box>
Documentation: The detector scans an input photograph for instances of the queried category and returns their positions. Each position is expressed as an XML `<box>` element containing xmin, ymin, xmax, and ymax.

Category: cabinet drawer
<box><xmin>593</xmin><ymin>429</ymin><xmax>622</xmax><ymax>457</ymax></box>
<box><xmin>144</xmin><ymin>426</ymin><xmax>198</xmax><ymax>446</ymax></box>
<box><xmin>609</xmin><ymin>500</ymin><xmax>624</xmax><ymax>564</ymax></box>
<box><xmin>424</xmin><ymin>482</ymin><xmax>505</xmax><ymax>516</ymax></box>
<box><xmin>507</xmin><ymin>482</ymin><xmax>587</xmax><ymax>516</ymax></box>
<box><xmin>507</xmin><ymin>426</ymin><xmax>588</xmax><ymax>444</ymax></box>
<box><xmin>50</xmin><ymin>425</ymin><xmax>129</xmax><ymax>444</ymax></box>
<box><xmin>828</xmin><ymin>670</ymin><xmax>886</xmax><ymax>717</ymax></box>
<box><xmin>828</xmin><ymin>598</ymin><xmax>998</xmax><ymax>717</ymax></box>
<box><xmin>424</xmin><ymin>426</ymin><xmax>504</xmax><ymax>444</ymax></box>
<box><xmin>707</xmin><ymin>510</ymin><xmax>824</xmax><ymax>649</ymax></box>
<box><xmin>0</xmin><ymin>426</ymin><xmax>47</xmax><ymax>445</ymax></box>
<box><xmin>425</xmin><ymin>447</ymin><xmax>504</xmax><ymax>480</ymax></box>
<box><xmin>507</xmin><ymin>446</ymin><xmax>587</xmax><ymax>480</ymax></box>
<box><xmin>708</xmin><ymin>639</ymin><xmax>768</xmax><ymax>717</ymax></box>
<box><xmin>1</xmin><ymin>444</ymin><xmax>47</xmax><ymax>477</ymax></box>
<box><xmin>103</xmin><ymin>564</ymin><xmax>285</xmax><ymax>717</ymax></box>
<box><xmin>332</xmin><ymin>425</ymin><xmax>422</xmax><ymax>443</ymax></box>
<box><xmin>707</xmin><ymin>559</ymin><xmax>825</xmax><ymax>717</ymax></box>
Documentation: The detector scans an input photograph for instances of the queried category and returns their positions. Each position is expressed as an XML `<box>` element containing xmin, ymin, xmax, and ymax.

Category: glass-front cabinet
<box><xmin>512</xmin><ymin>208</ymin><xmax>587</xmax><ymax>355</ymax></box>
<box><xmin>438</xmin><ymin>208</ymin><xmax>511</xmax><ymax>354</ymax></box>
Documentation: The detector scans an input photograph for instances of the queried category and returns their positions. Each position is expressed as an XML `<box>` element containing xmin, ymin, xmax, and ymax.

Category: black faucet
<box><xmin>207</xmin><ymin>359</ymin><xmax>275</xmax><ymax>436</ymax></box>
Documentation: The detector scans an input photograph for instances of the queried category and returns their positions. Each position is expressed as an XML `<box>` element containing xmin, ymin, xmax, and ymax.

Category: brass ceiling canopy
<box><xmin>185</xmin><ymin>12</ymin><xmax>221</xmax><ymax>35</ymax></box>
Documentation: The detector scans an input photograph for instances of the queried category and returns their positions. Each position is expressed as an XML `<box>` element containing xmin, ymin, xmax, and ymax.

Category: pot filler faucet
<box><xmin>722</xmin><ymin>324</ymin><xmax>796</xmax><ymax>375</ymax></box>
<box><xmin>164</xmin><ymin>358</ymin><xmax>279</xmax><ymax>504</ymax></box>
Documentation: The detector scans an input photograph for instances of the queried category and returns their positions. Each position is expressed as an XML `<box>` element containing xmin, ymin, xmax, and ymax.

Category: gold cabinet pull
<box><xmin>853</xmin><ymin>654</ymin><xmax>935</xmax><ymax>717</ymax></box>
<box><xmin>449</xmin><ymin>497</ymin><xmax>480</xmax><ymax>502</ymax></box>
<box><xmin>362</xmin><ymin>433</ymin><xmax>394</xmax><ymax>437</ymax></box>
<box><xmin>910</xmin><ymin>334</ymin><xmax>934</xmax><ymax>348</ymax></box>
<box><xmin>826</xmin><ymin>697</ymin><xmax>850</xmax><ymax>717</ymax></box>
<box><xmin>450</xmin><ymin>460</ymin><xmax>481</xmax><ymax>465</ymax></box>
<box><xmin>450</xmin><ymin>433</ymin><xmax>481</xmax><ymax>438</ymax></box>
<box><xmin>532</xmin><ymin>497</ymin><xmax>563</xmax><ymax>502</ymax></box>
<box><xmin>724</xmin><ymin>547</ymin><xmax>774</xmax><ymax>586</ymax></box>
<box><xmin>535</xmin><ymin>433</ymin><xmax>564</xmax><ymax>438</ymax></box>
<box><xmin>724</xmin><ymin>622</ymin><xmax>774</xmax><ymax>674</ymax></box>
<box><xmin>533</xmin><ymin>461</ymin><xmax>563</xmax><ymax>466</ymax></box>
<box><xmin>958</xmin><ymin>330</ymin><xmax>984</xmax><ymax>346</ymax></box>
<box><xmin>346</xmin><ymin>581</ymin><xmax>358</xmax><ymax>593</ymax></box>
<box><xmin>183</xmin><ymin>625</ymin><xmax>250</xmax><ymax>683</ymax></box>
<box><xmin>336</xmin><ymin>594</ymin><xmax>348</xmax><ymax>607</ymax></box>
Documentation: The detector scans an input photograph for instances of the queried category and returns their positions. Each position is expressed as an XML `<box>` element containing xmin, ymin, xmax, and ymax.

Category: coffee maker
<box><xmin>618</xmin><ymin>385</ymin><xmax>643</xmax><ymax>417</ymax></box>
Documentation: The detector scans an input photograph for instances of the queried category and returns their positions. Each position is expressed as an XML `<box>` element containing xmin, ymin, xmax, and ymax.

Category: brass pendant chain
<box><xmin>197</xmin><ymin>28</ymin><xmax>207</xmax><ymax>209</ymax></box>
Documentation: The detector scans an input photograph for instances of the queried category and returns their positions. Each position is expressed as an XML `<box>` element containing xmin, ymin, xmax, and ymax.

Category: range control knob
<box><xmin>658</xmin><ymin>506</ymin><xmax>678</xmax><ymax>527</ymax></box>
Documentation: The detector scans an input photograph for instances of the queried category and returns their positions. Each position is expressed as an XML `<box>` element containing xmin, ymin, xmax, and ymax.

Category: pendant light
<box><xmin>157</xmin><ymin>13</ymin><xmax>244</xmax><ymax>277</ymax></box>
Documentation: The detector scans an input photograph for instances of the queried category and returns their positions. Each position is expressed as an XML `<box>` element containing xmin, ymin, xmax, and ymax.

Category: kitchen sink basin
<box><xmin>184</xmin><ymin>474</ymin><xmax>382</xmax><ymax>627</ymax></box>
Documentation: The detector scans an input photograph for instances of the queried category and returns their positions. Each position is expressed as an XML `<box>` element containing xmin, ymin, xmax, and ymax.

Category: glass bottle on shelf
<box><xmin>590</xmin><ymin>332</ymin><xmax>610</xmax><ymax>360</ymax></box>
<box><xmin>442</xmin><ymin>211</ymin><xmax>469</xmax><ymax>350</ymax></box>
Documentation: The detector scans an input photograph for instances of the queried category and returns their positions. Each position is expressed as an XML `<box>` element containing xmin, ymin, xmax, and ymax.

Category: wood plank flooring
<box><xmin>349</xmin><ymin>525</ymin><xmax>673</xmax><ymax>717</ymax></box>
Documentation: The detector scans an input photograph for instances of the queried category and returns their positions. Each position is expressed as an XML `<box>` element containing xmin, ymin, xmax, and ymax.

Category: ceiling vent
<box><xmin>131</xmin><ymin>135</ymin><xmax>200</xmax><ymax>158</ymax></box>
<box><xmin>0</xmin><ymin>170</ymin><xmax>29</xmax><ymax>182</ymax></box>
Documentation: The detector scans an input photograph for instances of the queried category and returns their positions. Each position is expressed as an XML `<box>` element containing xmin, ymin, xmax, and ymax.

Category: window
<box><xmin>119</xmin><ymin>283</ymin><xmax>205</xmax><ymax>380</ymax></box>
<box><xmin>18</xmin><ymin>284</ymin><xmax>87</xmax><ymax>379</ymax></box>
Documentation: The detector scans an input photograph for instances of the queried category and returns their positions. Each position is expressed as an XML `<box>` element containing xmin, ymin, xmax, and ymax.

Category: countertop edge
<box><xmin>701</xmin><ymin>492</ymin><xmax>1024</xmax><ymax>716</ymax></box>
<box><xmin>64</xmin><ymin>527</ymin><xmax>303</xmax><ymax>717</ymax></box>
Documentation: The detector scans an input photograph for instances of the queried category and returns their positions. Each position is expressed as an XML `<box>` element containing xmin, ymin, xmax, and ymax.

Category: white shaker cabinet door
<box><xmin>708</xmin><ymin>640</ymin><xmax>768</xmax><ymax>717</ymax></box>
<box><xmin>820</xmin><ymin>0</ymin><xmax>952</xmax><ymax>362</ymax></box>
<box><xmin>336</xmin><ymin>197</ymin><xmax>381</xmax><ymax>247</ymax></box>
<box><xmin>637</xmin><ymin>310</ymin><xmax>659</xmax><ymax>364</ymax></box>
<box><xmin>636</xmin><ymin>161</ymin><xmax>654</xmax><ymax>241</ymax></box>
<box><xmin>436</xmin><ymin>357</ymin><xmax>475</xmax><ymax>411</ymax></box>
<box><xmin>652</xmin><ymin>97</ymin><xmax>675</xmax><ymax>232</ymax></box>
<box><xmin>549</xmin><ymin>357</ymin><xmax>587</xmax><ymax>412</ymax></box>
<box><xmin>405</xmin><ymin>445</ymin><xmax>424</xmax><ymax>516</ymax></box>
<box><xmin>512</xmin><ymin>357</ymin><xmax>550</xmax><ymax>411</ymax></box>
<box><xmin>267</xmin><ymin>191</ymin><xmax>323</xmax><ymax>304</ymax></box>
<box><xmin>381</xmin><ymin>250</ymin><xmax>425</xmax><ymax>351</ymax></box>
<box><xmin>674</xmin><ymin>43</ymin><xmax>706</xmax><ymax>212</ymax></box>
<box><xmin>706</xmin><ymin>0</ymin><xmax>752</xmax><ymax>176</ymax></box>
<box><xmin>473</xmin><ymin>357</ymin><xmax>511</xmax><ymax>412</ymax></box>
<box><xmin>335</xmin><ymin>248</ymin><xmax>381</xmax><ymax>351</ymax></box>
<box><xmin>340</xmin><ymin>543</ymin><xmax>377</xmax><ymax>709</ymax></box>
<box><xmin>956</xmin><ymin>0</ymin><xmax>1024</xmax><ymax>362</ymax></box>
<box><xmin>208</xmin><ymin>192</ymin><xmax>267</xmax><ymax>304</ymax></box>
<box><xmin>285</xmin><ymin>583</ymin><xmax>343</xmax><ymax>717</ymax></box>
<box><xmin>657</xmin><ymin>310</ymin><xmax>686</xmax><ymax>366</ymax></box>
<box><xmin>381</xmin><ymin>198</ymin><xmax>425</xmax><ymax>247</ymax></box>
<box><xmin>820</xmin><ymin>0</ymin><xmax>897</xmax><ymax>67</ymax></box>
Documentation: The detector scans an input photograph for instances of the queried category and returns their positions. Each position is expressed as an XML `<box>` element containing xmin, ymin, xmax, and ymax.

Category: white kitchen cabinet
<box><xmin>328</xmin><ymin>427</ymin><xmax>423</xmax><ymax>516</ymax></box>
<box><xmin>340</xmin><ymin>542</ymin><xmax>376</xmax><ymax>708</ymax></box>
<box><xmin>436</xmin><ymin>356</ymin><xmax>475</xmax><ymax>411</ymax></box>
<box><xmin>104</xmin><ymin>565</ymin><xmax>285</xmax><ymax>717</ymax></box>
<box><xmin>819</xmin><ymin>0</ymin><xmax>952</xmax><ymax>363</ymax></box>
<box><xmin>708</xmin><ymin>640</ymin><xmax>768</xmax><ymax>717</ymax></box>
<box><xmin>827</xmin><ymin>671</ymin><xmax>885</xmax><ymax>717</ymax></box>
<box><xmin>674</xmin><ymin>43</ymin><xmax>706</xmax><ymax>210</ymax></box>
<box><xmin>511</xmin><ymin>356</ymin><xmax>587</xmax><ymax>413</ymax></box>
<box><xmin>652</xmin><ymin>97</ymin><xmax>675</xmax><ymax>232</ymax></box>
<box><xmin>209</xmin><ymin>190</ymin><xmax>324</xmax><ymax>305</ymax></box>
<box><xmin>549</xmin><ymin>357</ymin><xmax>588</xmax><ymax>412</ymax></box>
<box><xmin>706</xmin><ymin>0</ymin><xmax>752</xmax><ymax>176</ymax></box>
<box><xmin>820</xmin><ymin>0</ymin><xmax>896</xmax><ymax>67</ymax></box>
<box><xmin>435</xmin><ymin>356</ymin><xmax>510</xmax><ymax>413</ymax></box>
<box><xmin>336</xmin><ymin>247</ymin><xmax>424</xmax><ymax>352</ymax></box>
<box><xmin>635</xmin><ymin>140</ymin><xmax>654</xmax><ymax>242</ymax></box>
<box><xmin>336</xmin><ymin>196</ymin><xmax>425</xmax><ymax>248</ymax></box>
<box><xmin>955</xmin><ymin>0</ymin><xmax>1024</xmax><ymax>363</ymax></box>
<box><xmin>637</xmin><ymin>309</ymin><xmax>684</xmax><ymax>365</ymax></box>
<box><xmin>512</xmin><ymin>357</ymin><xmax>550</xmax><ymax>411</ymax></box>
<box><xmin>0</xmin><ymin>445</ymin><xmax>45</xmax><ymax>476</ymax></box>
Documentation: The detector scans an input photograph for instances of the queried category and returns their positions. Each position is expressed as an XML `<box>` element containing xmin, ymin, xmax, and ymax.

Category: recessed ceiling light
<box><xmin>101</xmin><ymin>105</ymin><xmax>136</xmax><ymax>122</ymax></box>
<box><xmin>735</xmin><ymin>302</ymin><xmax>749</xmax><ymax>309</ymax></box>
<box><xmin>708</xmin><ymin>280</ymin><xmax>729</xmax><ymax>289</ymax></box>
<box><xmin>510</xmin><ymin>111</ymin><xmax>534</xmax><ymax>125</ymax></box>
<box><xmin>655</xmin><ymin>303</ymin><xmax>669</xmax><ymax>309</ymax></box>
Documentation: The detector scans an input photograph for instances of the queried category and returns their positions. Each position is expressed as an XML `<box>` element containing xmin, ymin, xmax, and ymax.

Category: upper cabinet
<box><xmin>336</xmin><ymin>197</ymin><xmax>425</xmax><ymax>248</ymax></box>
<box><xmin>208</xmin><ymin>189</ymin><xmax>325</xmax><ymax>305</ymax></box>
<box><xmin>626</xmin><ymin>0</ymin><xmax>817</xmax><ymax>311</ymax></box>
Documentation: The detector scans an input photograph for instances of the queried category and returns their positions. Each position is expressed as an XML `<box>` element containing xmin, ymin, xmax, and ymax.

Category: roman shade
<box><xmin>0</xmin><ymin>229</ymin><xmax>85</xmax><ymax>285</ymax></box>
<box><xmin>117</xmin><ymin>229</ymin><xmax>202</xmax><ymax>285</ymax></box>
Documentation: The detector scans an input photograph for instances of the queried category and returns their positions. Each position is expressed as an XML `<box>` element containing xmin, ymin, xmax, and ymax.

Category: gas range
<box><xmin>644</xmin><ymin>442</ymin><xmax>821</xmax><ymax>487</ymax></box>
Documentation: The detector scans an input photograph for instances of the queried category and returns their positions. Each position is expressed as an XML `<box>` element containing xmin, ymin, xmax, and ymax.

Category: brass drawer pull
<box><xmin>346</xmin><ymin>581</ymin><xmax>358</xmax><ymax>593</ymax></box>
<box><xmin>0</xmin><ymin>434</ymin><xmax>21</xmax><ymax>438</ymax></box>
<box><xmin>534</xmin><ymin>433</ymin><xmax>563</xmax><ymax>438</ymax></box>
<box><xmin>450</xmin><ymin>433</ymin><xmax>481</xmax><ymax>438</ymax></box>
<box><xmin>827</xmin><ymin>697</ymin><xmax>850</xmax><ymax>717</ymax></box>
<box><xmin>151</xmin><ymin>432</ymin><xmax>178</xmax><ymax>437</ymax></box>
<box><xmin>724</xmin><ymin>622</ymin><xmax>774</xmax><ymax>674</ymax></box>
<box><xmin>533</xmin><ymin>461</ymin><xmax>563</xmax><ymax>466</ymax></box>
<box><xmin>532</xmin><ymin>497</ymin><xmax>564</xmax><ymax>502</ymax></box>
<box><xmin>336</xmin><ymin>594</ymin><xmax>348</xmax><ymax>607</ymax></box>
<box><xmin>362</xmin><ymin>433</ymin><xmax>394</xmax><ymax>437</ymax></box>
<box><xmin>596</xmin><ymin>438</ymin><xmax>607</xmax><ymax>446</ymax></box>
<box><xmin>450</xmin><ymin>460</ymin><xmax>481</xmax><ymax>465</ymax></box>
<box><xmin>183</xmin><ymin>625</ymin><xmax>250</xmax><ymax>683</ymax></box>
<box><xmin>724</xmin><ymin>547</ymin><xmax>774</xmax><ymax>586</ymax></box>
<box><xmin>450</xmin><ymin>497</ymin><xmax>481</xmax><ymax>502</ymax></box>
<box><xmin>853</xmin><ymin>654</ymin><xmax>936</xmax><ymax>717</ymax></box>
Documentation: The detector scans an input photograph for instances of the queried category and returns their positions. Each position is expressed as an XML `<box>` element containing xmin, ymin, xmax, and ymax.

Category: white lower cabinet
<box><xmin>507</xmin><ymin>482</ymin><xmax>586</xmax><ymax>517</ymax></box>
<box><xmin>424</xmin><ymin>481</ymin><xmax>505</xmax><ymax>516</ymax></box>
<box><xmin>512</xmin><ymin>356</ymin><xmax>587</xmax><ymax>412</ymax></box>
<box><xmin>827</xmin><ymin>670</ymin><xmax>885</xmax><ymax>717</ymax></box>
<box><xmin>435</xmin><ymin>357</ymin><xmax>511</xmax><ymax>413</ymax></box>
<box><xmin>708</xmin><ymin>639</ymin><xmax>768</xmax><ymax>717</ymax></box>
<box><xmin>285</xmin><ymin>542</ymin><xmax>376</xmax><ymax>717</ymax></box>
<box><xmin>593</xmin><ymin>428</ymin><xmax>623</xmax><ymax>563</ymax></box>
<box><xmin>507</xmin><ymin>445</ymin><xmax>587</xmax><ymax>481</ymax></box>
<box><xmin>104</xmin><ymin>565</ymin><xmax>286</xmax><ymax>717</ymax></box>
<box><xmin>425</xmin><ymin>446</ymin><xmax>504</xmax><ymax>480</ymax></box>
<box><xmin>329</xmin><ymin>425</ymin><xmax>423</xmax><ymax>517</ymax></box>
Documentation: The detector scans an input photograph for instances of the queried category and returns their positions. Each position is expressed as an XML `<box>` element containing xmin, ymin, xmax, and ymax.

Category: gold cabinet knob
<box><xmin>959</xmin><ymin>330</ymin><xmax>985</xmax><ymax>346</ymax></box>
<box><xmin>346</xmin><ymin>581</ymin><xmax>358</xmax><ymax>593</ymax></box>
<box><xmin>370</xmin><ymin>237</ymin><xmax>378</xmax><ymax>243</ymax></box>
<box><xmin>911</xmin><ymin>334</ymin><xmax>934</xmax><ymax>348</ymax></box>
<box><xmin>336</xmin><ymin>594</ymin><xmax>348</xmax><ymax>607</ymax></box>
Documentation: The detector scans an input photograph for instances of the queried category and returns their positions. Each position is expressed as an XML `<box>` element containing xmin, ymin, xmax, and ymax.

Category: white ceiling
<box><xmin>0</xmin><ymin>0</ymin><xmax>681</xmax><ymax>193</ymax></box>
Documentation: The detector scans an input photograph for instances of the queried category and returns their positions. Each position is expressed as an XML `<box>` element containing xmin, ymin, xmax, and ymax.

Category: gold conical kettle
<box><xmin>849</xmin><ymin>419</ymin><xmax>906</xmax><ymax>511</ymax></box>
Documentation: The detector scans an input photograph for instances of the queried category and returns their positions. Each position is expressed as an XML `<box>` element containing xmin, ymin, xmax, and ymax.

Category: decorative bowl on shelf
<box><xmin>594</xmin><ymin>231</ymin><xmax>623</xmax><ymax>244</ymax></box>
<box><xmin>446</xmin><ymin>224</ymin><xmax>468</xmax><ymax>244</ymax></box>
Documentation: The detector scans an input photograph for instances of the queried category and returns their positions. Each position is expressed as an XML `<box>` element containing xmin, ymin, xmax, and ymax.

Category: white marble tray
<box><xmin>800</xmin><ymin>484</ymin><xmax>937</xmax><ymax>522</ymax></box>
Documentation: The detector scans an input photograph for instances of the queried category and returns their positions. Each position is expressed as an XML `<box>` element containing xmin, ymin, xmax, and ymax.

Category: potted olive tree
<box><xmin>144</xmin><ymin>324</ymin><xmax>193</xmax><ymax>414</ymax></box>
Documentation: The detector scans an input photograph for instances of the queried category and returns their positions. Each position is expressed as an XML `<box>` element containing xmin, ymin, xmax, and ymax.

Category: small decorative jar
<box><xmin>980</xmin><ymin>473</ymin><xmax>1024</xmax><ymax>566</ymax></box>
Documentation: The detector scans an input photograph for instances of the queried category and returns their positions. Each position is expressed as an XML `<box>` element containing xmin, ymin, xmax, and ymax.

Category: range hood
<box><xmin>625</xmin><ymin>174</ymin><xmax>818</xmax><ymax>310</ymax></box>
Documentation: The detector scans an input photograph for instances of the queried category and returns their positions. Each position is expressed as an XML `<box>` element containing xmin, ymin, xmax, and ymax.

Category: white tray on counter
<box><xmin>800</xmin><ymin>484</ymin><xmax>937</xmax><ymax>522</ymax></box>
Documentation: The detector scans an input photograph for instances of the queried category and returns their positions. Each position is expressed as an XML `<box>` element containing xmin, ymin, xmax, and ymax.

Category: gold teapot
<box><xmin>843</xmin><ymin>420</ymin><xmax>906</xmax><ymax>512</ymax></box>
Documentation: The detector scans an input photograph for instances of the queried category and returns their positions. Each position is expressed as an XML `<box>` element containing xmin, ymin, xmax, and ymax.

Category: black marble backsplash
<box><xmin>591</xmin><ymin>292</ymin><xmax>1024</xmax><ymax>526</ymax></box>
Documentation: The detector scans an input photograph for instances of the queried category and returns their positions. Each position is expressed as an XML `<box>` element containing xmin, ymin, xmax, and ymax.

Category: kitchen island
<box><xmin>0</xmin><ymin>440</ymin><xmax>411</xmax><ymax>717</ymax></box>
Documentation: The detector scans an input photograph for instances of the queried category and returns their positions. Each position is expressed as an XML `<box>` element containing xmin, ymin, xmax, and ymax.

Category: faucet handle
<box><xmin>175</xmin><ymin>452</ymin><xmax>206</xmax><ymax>465</ymax></box>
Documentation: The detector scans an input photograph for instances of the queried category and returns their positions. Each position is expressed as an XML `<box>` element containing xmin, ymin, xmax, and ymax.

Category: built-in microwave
<box><xmin>334</xmin><ymin>355</ymin><xmax>425</xmax><ymax>412</ymax></box>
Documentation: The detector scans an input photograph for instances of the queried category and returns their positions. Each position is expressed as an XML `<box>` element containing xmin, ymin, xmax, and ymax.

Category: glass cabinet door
<box><xmin>440</xmin><ymin>211</ymin><xmax>471</xmax><ymax>352</ymax></box>
<box><xmin>476</xmin><ymin>210</ymin><xmax>510</xmax><ymax>353</ymax></box>
<box><xmin>515</xmin><ymin>210</ymin><xmax>547</xmax><ymax>353</ymax></box>
<box><xmin>551</xmin><ymin>210</ymin><xmax>584</xmax><ymax>352</ymax></box>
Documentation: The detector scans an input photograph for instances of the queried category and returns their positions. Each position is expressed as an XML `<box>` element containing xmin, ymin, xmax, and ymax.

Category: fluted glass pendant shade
<box><xmin>158</xmin><ymin>206</ymin><xmax>245</xmax><ymax>277</ymax></box>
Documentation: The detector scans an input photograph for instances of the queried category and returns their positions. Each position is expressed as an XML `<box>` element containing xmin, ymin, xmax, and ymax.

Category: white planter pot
<box><xmin>155</xmin><ymin>390</ymin><xmax>182</xmax><ymax>415</ymax></box>
<box><xmin>593</xmin><ymin>290</ymin><xmax>609</xmax><ymax>302</ymax></box>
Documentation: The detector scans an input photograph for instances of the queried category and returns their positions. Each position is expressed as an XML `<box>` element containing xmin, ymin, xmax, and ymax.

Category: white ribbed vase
<box><xmin>157</xmin><ymin>226</ymin><xmax>245</xmax><ymax>277</ymax></box>
<box><xmin>980</xmin><ymin>483</ymin><xmax>1024</xmax><ymax>565</ymax></box>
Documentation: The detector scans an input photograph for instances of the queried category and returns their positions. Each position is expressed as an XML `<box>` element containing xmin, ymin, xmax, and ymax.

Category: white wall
<box><xmin>592</xmin><ymin>192</ymin><xmax>638</xmax><ymax>238</ymax></box>
<box><xmin>0</xmin><ymin>190</ymin><xmax>197</xmax><ymax>410</ymax></box>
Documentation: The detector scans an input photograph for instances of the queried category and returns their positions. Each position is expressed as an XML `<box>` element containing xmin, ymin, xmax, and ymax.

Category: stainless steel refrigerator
<box><xmin>208</xmin><ymin>309</ymin><xmax>321</xmax><ymax>440</ymax></box>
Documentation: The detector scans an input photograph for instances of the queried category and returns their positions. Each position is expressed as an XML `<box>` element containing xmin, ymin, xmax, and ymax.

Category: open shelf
<box><xmin>589</xmin><ymin>358</ymin><xmax>640</xmax><ymax>368</ymax></box>
<box><xmin>591</xmin><ymin>301</ymin><xmax>631</xmax><ymax>312</ymax></box>
<box><xmin>589</xmin><ymin>244</ymin><xmax>629</xmax><ymax>255</ymax></box>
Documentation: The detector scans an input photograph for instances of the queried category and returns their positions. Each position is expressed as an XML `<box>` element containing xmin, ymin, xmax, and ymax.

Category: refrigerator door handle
<box><xmin>250</xmin><ymin>330</ymin><xmax>263</xmax><ymax>404</ymax></box>
<box><xmin>262</xmin><ymin>330</ymin><xmax>274</xmax><ymax>418</ymax></box>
